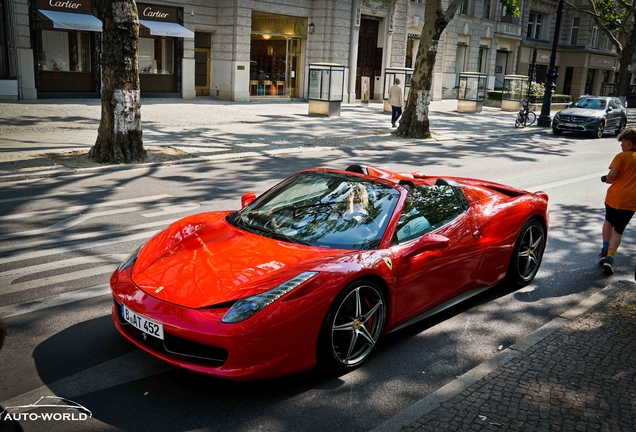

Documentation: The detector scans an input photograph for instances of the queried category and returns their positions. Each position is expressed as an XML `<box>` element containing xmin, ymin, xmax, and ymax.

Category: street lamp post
<box><xmin>537</xmin><ymin>0</ymin><xmax>565</xmax><ymax>127</ymax></box>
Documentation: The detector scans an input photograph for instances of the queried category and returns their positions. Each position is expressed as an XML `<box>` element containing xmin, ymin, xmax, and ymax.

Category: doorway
<box><xmin>356</xmin><ymin>18</ymin><xmax>381</xmax><ymax>99</ymax></box>
<box><xmin>585</xmin><ymin>68</ymin><xmax>596</xmax><ymax>95</ymax></box>
<box><xmin>195</xmin><ymin>32</ymin><xmax>210</xmax><ymax>96</ymax></box>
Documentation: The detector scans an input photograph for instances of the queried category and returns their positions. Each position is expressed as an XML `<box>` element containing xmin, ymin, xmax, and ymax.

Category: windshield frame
<box><xmin>233</xmin><ymin>170</ymin><xmax>402</xmax><ymax>251</ymax></box>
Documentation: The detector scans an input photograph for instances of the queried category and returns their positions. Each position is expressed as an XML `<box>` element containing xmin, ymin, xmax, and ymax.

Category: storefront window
<box><xmin>38</xmin><ymin>30</ymin><xmax>91</xmax><ymax>72</ymax></box>
<box><xmin>139</xmin><ymin>37</ymin><xmax>174</xmax><ymax>74</ymax></box>
<box><xmin>0</xmin><ymin>0</ymin><xmax>11</xmax><ymax>78</ymax></box>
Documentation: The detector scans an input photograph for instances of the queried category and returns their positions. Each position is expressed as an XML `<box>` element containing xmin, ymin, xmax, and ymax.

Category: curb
<box><xmin>369</xmin><ymin>280</ymin><xmax>634</xmax><ymax>432</ymax></box>
<box><xmin>0</xmin><ymin>146</ymin><xmax>344</xmax><ymax>183</ymax></box>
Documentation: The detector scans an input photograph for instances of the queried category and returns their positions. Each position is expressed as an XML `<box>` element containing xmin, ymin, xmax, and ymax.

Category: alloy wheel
<box><xmin>330</xmin><ymin>284</ymin><xmax>385</xmax><ymax>367</ymax></box>
<box><xmin>516</xmin><ymin>223</ymin><xmax>545</xmax><ymax>282</ymax></box>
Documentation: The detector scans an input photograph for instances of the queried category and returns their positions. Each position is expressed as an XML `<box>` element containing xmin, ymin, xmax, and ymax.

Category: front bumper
<box><xmin>109</xmin><ymin>269</ymin><xmax>327</xmax><ymax>381</ymax></box>
<box><xmin>552</xmin><ymin>117</ymin><xmax>601</xmax><ymax>133</ymax></box>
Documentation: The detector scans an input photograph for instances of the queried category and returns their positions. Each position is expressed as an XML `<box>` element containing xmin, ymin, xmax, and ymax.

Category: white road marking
<box><xmin>0</xmin><ymin>220</ymin><xmax>170</xmax><ymax>254</ymax></box>
<box><xmin>0</xmin><ymin>188</ymin><xmax>120</xmax><ymax>205</ymax></box>
<box><xmin>526</xmin><ymin>171</ymin><xmax>607</xmax><ymax>192</ymax></box>
<box><xmin>0</xmin><ymin>255</ymin><xmax>126</xmax><ymax>295</ymax></box>
<box><xmin>141</xmin><ymin>203</ymin><xmax>200</xmax><ymax>217</ymax></box>
<box><xmin>0</xmin><ymin>207</ymin><xmax>141</xmax><ymax>241</ymax></box>
<box><xmin>0</xmin><ymin>194</ymin><xmax>172</xmax><ymax>221</ymax></box>
<box><xmin>0</xmin><ymin>283</ymin><xmax>111</xmax><ymax>319</ymax></box>
<box><xmin>0</xmin><ymin>231</ymin><xmax>158</xmax><ymax>266</ymax></box>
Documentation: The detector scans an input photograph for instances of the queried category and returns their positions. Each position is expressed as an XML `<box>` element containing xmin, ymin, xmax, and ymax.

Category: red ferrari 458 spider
<box><xmin>110</xmin><ymin>165</ymin><xmax>549</xmax><ymax>381</ymax></box>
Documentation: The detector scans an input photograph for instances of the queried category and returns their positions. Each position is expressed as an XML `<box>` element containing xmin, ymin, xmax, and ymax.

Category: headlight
<box><xmin>586</xmin><ymin>117</ymin><xmax>597</xmax><ymax>122</ymax></box>
<box><xmin>554</xmin><ymin>113</ymin><xmax>560</xmax><ymax>120</ymax></box>
<box><xmin>221</xmin><ymin>272</ymin><xmax>319</xmax><ymax>323</ymax></box>
<box><xmin>118</xmin><ymin>245</ymin><xmax>143</xmax><ymax>272</ymax></box>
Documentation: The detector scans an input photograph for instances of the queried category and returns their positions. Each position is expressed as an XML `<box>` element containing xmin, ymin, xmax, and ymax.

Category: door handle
<box><xmin>472</xmin><ymin>230</ymin><xmax>482</xmax><ymax>238</ymax></box>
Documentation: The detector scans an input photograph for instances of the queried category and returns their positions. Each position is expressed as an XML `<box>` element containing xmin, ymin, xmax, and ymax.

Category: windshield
<box><xmin>571</xmin><ymin>98</ymin><xmax>607</xmax><ymax>110</ymax></box>
<box><xmin>236</xmin><ymin>172</ymin><xmax>401</xmax><ymax>250</ymax></box>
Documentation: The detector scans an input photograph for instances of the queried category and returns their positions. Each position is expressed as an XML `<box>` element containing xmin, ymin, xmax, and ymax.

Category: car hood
<box><xmin>557</xmin><ymin>108</ymin><xmax>605</xmax><ymax>117</ymax></box>
<box><xmin>131</xmin><ymin>212</ymin><xmax>345</xmax><ymax>309</ymax></box>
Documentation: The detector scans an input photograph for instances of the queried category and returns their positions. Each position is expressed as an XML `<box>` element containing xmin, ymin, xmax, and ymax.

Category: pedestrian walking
<box><xmin>388</xmin><ymin>78</ymin><xmax>404</xmax><ymax>128</ymax></box>
<box><xmin>599</xmin><ymin>128</ymin><xmax>636</xmax><ymax>274</ymax></box>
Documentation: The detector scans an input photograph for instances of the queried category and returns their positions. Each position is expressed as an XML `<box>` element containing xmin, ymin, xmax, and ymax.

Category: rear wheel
<box><xmin>506</xmin><ymin>219</ymin><xmax>546</xmax><ymax>287</ymax></box>
<box><xmin>515</xmin><ymin>114</ymin><xmax>523</xmax><ymax>128</ymax></box>
<box><xmin>317</xmin><ymin>280</ymin><xmax>386</xmax><ymax>372</ymax></box>
<box><xmin>526</xmin><ymin>111</ymin><xmax>537</xmax><ymax>126</ymax></box>
<box><xmin>594</xmin><ymin>121</ymin><xmax>605</xmax><ymax>139</ymax></box>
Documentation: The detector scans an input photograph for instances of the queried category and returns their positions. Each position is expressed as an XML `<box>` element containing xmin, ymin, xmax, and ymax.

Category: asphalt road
<box><xmin>0</xmin><ymin>131</ymin><xmax>629</xmax><ymax>432</ymax></box>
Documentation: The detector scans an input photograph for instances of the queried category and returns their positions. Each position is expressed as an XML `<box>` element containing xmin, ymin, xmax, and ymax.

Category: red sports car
<box><xmin>110</xmin><ymin>165</ymin><xmax>549</xmax><ymax>381</ymax></box>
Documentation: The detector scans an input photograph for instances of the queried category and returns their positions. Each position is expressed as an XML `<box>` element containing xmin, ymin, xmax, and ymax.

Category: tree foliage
<box><xmin>565</xmin><ymin>0</ymin><xmax>636</xmax><ymax>99</ymax></box>
<box><xmin>500</xmin><ymin>0</ymin><xmax>521</xmax><ymax>17</ymax></box>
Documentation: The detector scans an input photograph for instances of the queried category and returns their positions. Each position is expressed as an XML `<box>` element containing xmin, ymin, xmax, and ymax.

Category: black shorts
<box><xmin>605</xmin><ymin>204</ymin><xmax>635</xmax><ymax>235</ymax></box>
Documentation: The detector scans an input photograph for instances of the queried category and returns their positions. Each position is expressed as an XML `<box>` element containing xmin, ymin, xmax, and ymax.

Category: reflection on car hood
<box><xmin>558</xmin><ymin>108</ymin><xmax>605</xmax><ymax>117</ymax></box>
<box><xmin>131</xmin><ymin>212</ymin><xmax>344</xmax><ymax>309</ymax></box>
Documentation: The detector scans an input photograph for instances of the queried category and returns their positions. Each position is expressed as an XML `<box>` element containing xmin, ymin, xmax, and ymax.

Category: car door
<box><xmin>389</xmin><ymin>184</ymin><xmax>482</xmax><ymax>324</ymax></box>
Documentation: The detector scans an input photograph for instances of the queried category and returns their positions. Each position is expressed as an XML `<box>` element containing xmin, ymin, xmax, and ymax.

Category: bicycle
<box><xmin>515</xmin><ymin>100</ymin><xmax>536</xmax><ymax>128</ymax></box>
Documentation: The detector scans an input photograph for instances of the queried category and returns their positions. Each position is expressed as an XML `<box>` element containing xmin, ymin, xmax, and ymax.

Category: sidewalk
<box><xmin>0</xmin><ymin>98</ymin><xmax>544</xmax><ymax>182</ymax></box>
<box><xmin>372</xmin><ymin>280</ymin><xmax>636</xmax><ymax>432</ymax></box>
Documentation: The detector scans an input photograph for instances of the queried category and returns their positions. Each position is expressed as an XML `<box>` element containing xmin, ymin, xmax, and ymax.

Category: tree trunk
<box><xmin>395</xmin><ymin>0</ymin><xmax>461</xmax><ymax>139</ymax></box>
<box><xmin>89</xmin><ymin>0</ymin><xmax>145</xmax><ymax>163</ymax></box>
<box><xmin>616</xmin><ymin>28</ymin><xmax>636</xmax><ymax>101</ymax></box>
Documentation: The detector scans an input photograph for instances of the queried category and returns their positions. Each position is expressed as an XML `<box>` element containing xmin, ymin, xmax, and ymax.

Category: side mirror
<box><xmin>404</xmin><ymin>234</ymin><xmax>450</xmax><ymax>260</ymax></box>
<box><xmin>241</xmin><ymin>192</ymin><xmax>257</xmax><ymax>208</ymax></box>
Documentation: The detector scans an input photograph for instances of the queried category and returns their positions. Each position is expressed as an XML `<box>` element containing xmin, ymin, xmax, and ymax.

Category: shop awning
<box><xmin>38</xmin><ymin>10</ymin><xmax>103</xmax><ymax>32</ymax></box>
<box><xmin>139</xmin><ymin>20</ymin><xmax>194</xmax><ymax>38</ymax></box>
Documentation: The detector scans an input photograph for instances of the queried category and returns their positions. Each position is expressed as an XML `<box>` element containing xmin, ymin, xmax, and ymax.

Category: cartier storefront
<box><xmin>33</xmin><ymin>0</ymin><xmax>103</xmax><ymax>96</ymax></box>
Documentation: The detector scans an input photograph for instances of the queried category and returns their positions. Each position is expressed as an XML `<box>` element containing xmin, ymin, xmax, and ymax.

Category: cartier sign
<box><xmin>36</xmin><ymin>0</ymin><xmax>91</xmax><ymax>14</ymax></box>
<box><xmin>137</xmin><ymin>3</ymin><xmax>177</xmax><ymax>22</ymax></box>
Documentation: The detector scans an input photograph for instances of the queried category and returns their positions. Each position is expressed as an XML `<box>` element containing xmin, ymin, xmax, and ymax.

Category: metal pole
<box><xmin>537</xmin><ymin>0</ymin><xmax>565</xmax><ymax>127</ymax></box>
<box><xmin>527</xmin><ymin>45</ymin><xmax>537</xmax><ymax>102</ymax></box>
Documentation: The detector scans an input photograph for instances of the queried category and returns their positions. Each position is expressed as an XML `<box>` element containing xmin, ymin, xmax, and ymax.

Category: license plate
<box><xmin>122</xmin><ymin>304</ymin><xmax>164</xmax><ymax>340</ymax></box>
<box><xmin>564</xmin><ymin>122</ymin><xmax>577</xmax><ymax>127</ymax></box>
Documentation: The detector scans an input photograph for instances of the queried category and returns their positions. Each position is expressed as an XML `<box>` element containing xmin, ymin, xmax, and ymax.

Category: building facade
<box><xmin>0</xmin><ymin>0</ymin><xmax>410</xmax><ymax>101</ymax></box>
<box><xmin>0</xmin><ymin>0</ymin><xmax>627</xmax><ymax>102</ymax></box>
<box><xmin>405</xmin><ymin>0</ymin><xmax>624</xmax><ymax>101</ymax></box>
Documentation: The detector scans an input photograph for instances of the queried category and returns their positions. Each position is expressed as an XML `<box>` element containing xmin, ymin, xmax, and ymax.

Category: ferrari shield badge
<box><xmin>383</xmin><ymin>257</ymin><xmax>393</xmax><ymax>271</ymax></box>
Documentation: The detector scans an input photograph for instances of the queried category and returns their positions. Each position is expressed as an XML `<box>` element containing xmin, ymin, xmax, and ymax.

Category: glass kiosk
<box><xmin>502</xmin><ymin>75</ymin><xmax>529</xmax><ymax>111</ymax></box>
<box><xmin>308</xmin><ymin>63</ymin><xmax>346</xmax><ymax>117</ymax></box>
<box><xmin>457</xmin><ymin>72</ymin><xmax>487</xmax><ymax>113</ymax></box>
<box><xmin>383</xmin><ymin>67</ymin><xmax>413</xmax><ymax>112</ymax></box>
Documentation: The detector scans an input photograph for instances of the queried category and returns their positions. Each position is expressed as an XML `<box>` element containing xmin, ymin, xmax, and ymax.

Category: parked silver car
<box><xmin>552</xmin><ymin>96</ymin><xmax>627</xmax><ymax>138</ymax></box>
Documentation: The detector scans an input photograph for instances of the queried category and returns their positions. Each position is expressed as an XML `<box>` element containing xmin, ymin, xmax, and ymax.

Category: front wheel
<box><xmin>594</xmin><ymin>121</ymin><xmax>605</xmax><ymax>139</ymax></box>
<box><xmin>526</xmin><ymin>111</ymin><xmax>537</xmax><ymax>126</ymax></box>
<box><xmin>552</xmin><ymin>127</ymin><xmax>563</xmax><ymax>135</ymax></box>
<box><xmin>317</xmin><ymin>280</ymin><xmax>386</xmax><ymax>372</ymax></box>
<box><xmin>506</xmin><ymin>219</ymin><xmax>546</xmax><ymax>287</ymax></box>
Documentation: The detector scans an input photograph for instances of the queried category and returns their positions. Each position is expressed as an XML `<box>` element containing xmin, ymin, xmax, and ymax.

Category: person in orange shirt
<box><xmin>600</xmin><ymin>128</ymin><xmax>636</xmax><ymax>274</ymax></box>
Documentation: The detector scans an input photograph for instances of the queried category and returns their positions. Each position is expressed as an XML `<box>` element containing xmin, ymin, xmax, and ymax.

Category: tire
<box><xmin>515</xmin><ymin>114</ymin><xmax>523</xmax><ymax>128</ymax></box>
<box><xmin>506</xmin><ymin>219</ymin><xmax>546</xmax><ymax>287</ymax></box>
<box><xmin>317</xmin><ymin>280</ymin><xmax>386</xmax><ymax>372</ymax></box>
<box><xmin>526</xmin><ymin>111</ymin><xmax>537</xmax><ymax>126</ymax></box>
<box><xmin>552</xmin><ymin>127</ymin><xmax>563</xmax><ymax>135</ymax></box>
<box><xmin>615</xmin><ymin>118</ymin><xmax>627</xmax><ymax>136</ymax></box>
<box><xmin>594</xmin><ymin>121</ymin><xmax>605</xmax><ymax>139</ymax></box>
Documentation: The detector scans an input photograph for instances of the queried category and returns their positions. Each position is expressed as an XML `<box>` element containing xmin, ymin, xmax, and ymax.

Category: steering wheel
<box><xmin>348</xmin><ymin>212</ymin><xmax>380</xmax><ymax>231</ymax></box>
